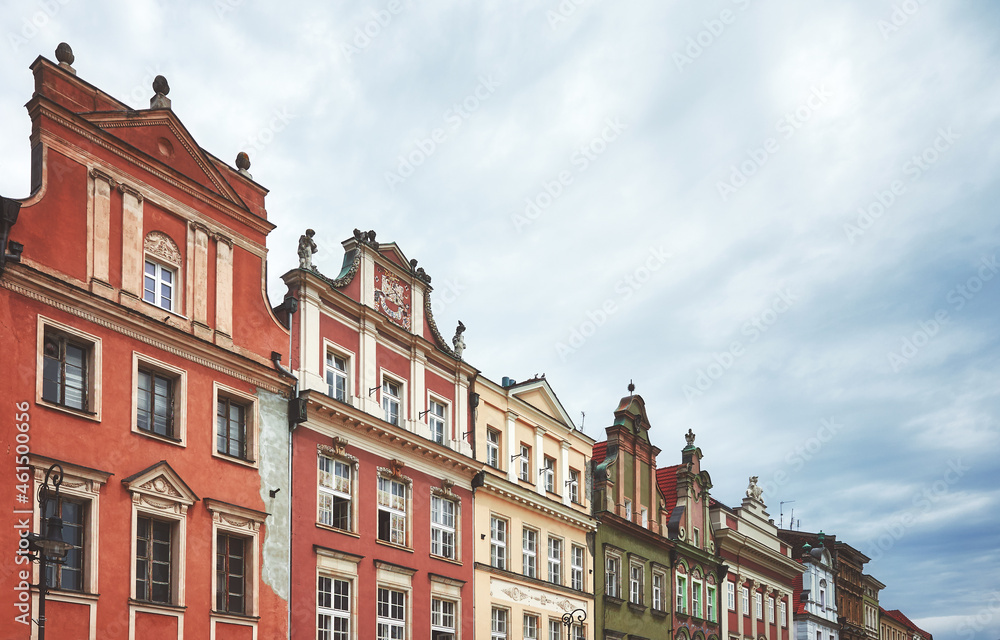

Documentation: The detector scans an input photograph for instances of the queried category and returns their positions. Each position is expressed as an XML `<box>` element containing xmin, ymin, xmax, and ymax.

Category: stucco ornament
<box><xmin>298</xmin><ymin>228</ymin><xmax>318</xmax><ymax>270</ymax></box>
<box><xmin>746</xmin><ymin>475</ymin><xmax>763</xmax><ymax>501</ymax></box>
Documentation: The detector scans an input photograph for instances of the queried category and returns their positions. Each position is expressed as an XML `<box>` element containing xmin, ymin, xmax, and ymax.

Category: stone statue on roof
<box><xmin>452</xmin><ymin>321</ymin><xmax>466</xmax><ymax>359</ymax></box>
<box><xmin>746</xmin><ymin>475</ymin><xmax>763</xmax><ymax>501</ymax></box>
<box><xmin>298</xmin><ymin>229</ymin><xmax>318</xmax><ymax>270</ymax></box>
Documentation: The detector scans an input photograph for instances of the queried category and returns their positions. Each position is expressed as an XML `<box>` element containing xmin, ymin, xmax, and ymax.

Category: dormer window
<box><xmin>144</xmin><ymin>260</ymin><xmax>175</xmax><ymax>311</ymax></box>
<box><xmin>143</xmin><ymin>231</ymin><xmax>182</xmax><ymax>314</ymax></box>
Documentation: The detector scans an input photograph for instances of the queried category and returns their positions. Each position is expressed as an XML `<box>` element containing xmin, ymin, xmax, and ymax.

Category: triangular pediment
<box><xmin>121</xmin><ymin>460</ymin><xmax>198</xmax><ymax>506</ymax></box>
<box><xmin>510</xmin><ymin>379</ymin><xmax>575</xmax><ymax>428</ymax></box>
<box><xmin>83</xmin><ymin>109</ymin><xmax>247</xmax><ymax>210</ymax></box>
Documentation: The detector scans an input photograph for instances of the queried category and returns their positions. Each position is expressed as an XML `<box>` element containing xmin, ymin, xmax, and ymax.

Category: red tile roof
<box><xmin>593</xmin><ymin>441</ymin><xmax>607</xmax><ymax>464</ymax></box>
<box><xmin>882</xmin><ymin>609</ymin><xmax>933</xmax><ymax>640</ymax></box>
<box><xmin>656</xmin><ymin>464</ymin><xmax>682</xmax><ymax>515</ymax></box>
<box><xmin>791</xmin><ymin>562</ymin><xmax>806</xmax><ymax>615</ymax></box>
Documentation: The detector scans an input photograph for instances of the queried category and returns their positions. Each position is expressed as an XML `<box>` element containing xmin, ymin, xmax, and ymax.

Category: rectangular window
<box><xmin>549</xmin><ymin>620</ymin><xmax>561</xmax><ymax>640</ymax></box>
<box><xmin>676</xmin><ymin>574</ymin><xmax>687</xmax><ymax>613</ymax></box>
<box><xmin>569</xmin><ymin>469</ymin><xmax>580</xmax><ymax>503</ymax></box>
<box><xmin>429</xmin><ymin>399</ymin><xmax>447</xmax><ymax>444</ymax></box>
<box><xmin>756</xmin><ymin>591</ymin><xmax>763</xmax><ymax>618</ymax></box>
<box><xmin>524</xmin><ymin>613</ymin><xmax>538</xmax><ymax>640</ymax></box>
<box><xmin>640</xmin><ymin>507</ymin><xmax>648</xmax><ymax>528</ymax></box>
<box><xmin>606</xmin><ymin>554</ymin><xmax>620</xmax><ymax>598</ymax></box>
<box><xmin>571</xmin><ymin>624</ymin><xmax>585</xmax><ymax>640</ymax></box>
<box><xmin>486</xmin><ymin>429</ymin><xmax>500</xmax><ymax>469</ymax></box>
<box><xmin>519</xmin><ymin>444</ymin><xmax>531</xmax><ymax>482</ymax></box>
<box><xmin>137</xmin><ymin>368</ymin><xmax>174</xmax><ymax>438</ymax></box>
<box><xmin>728</xmin><ymin>581</ymin><xmax>735</xmax><ymax>610</ymax></box>
<box><xmin>490</xmin><ymin>516</ymin><xmax>507</xmax><ymax>570</ymax></box>
<box><xmin>143</xmin><ymin>260</ymin><xmax>174</xmax><ymax>311</ymax></box>
<box><xmin>135</xmin><ymin>517</ymin><xmax>172</xmax><ymax>604</ymax></box>
<box><xmin>318</xmin><ymin>455</ymin><xmax>352</xmax><ymax>530</ymax></box>
<box><xmin>326</xmin><ymin>351</ymin><xmax>348</xmax><ymax>402</ymax></box>
<box><xmin>652</xmin><ymin>573</ymin><xmax>664</xmax><ymax>611</ymax></box>
<box><xmin>216</xmin><ymin>396</ymin><xmax>249</xmax><ymax>460</ymax></box>
<box><xmin>377</xmin><ymin>587</ymin><xmax>405</xmax><ymax>640</ymax></box>
<box><xmin>543</xmin><ymin>457</ymin><xmax>555</xmax><ymax>492</ymax></box>
<box><xmin>742</xmin><ymin>586</ymin><xmax>749</xmax><ymax>614</ymax></box>
<box><xmin>382</xmin><ymin>378</ymin><xmax>401</xmax><ymax>426</ymax></box>
<box><xmin>491</xmin><ymin>607</ymin><xmax>508</xmax><ymax>640</ymax></box>
<box><xmin>216</xmin><ymin>533</ymin><xmax>247</xmax><ymax>614</ymax></box>
<box><xmin>624</xmin><ymin>499</ymin><xmax>632</xmax><ymax>521</ymax></box>
<box><xmin>377</xmin><ymin>476</ymin><xmax>407</xmax><ymax>546</ymax></box>
<box><xmin>571</xmin><ymin>545</ymin><xmax>585</xmax><ymax>591</ymax></box>
<box><xmin>547</xmin><ymin>537</ymin><xmax>562</xmax><ymax>585</ymax></box>
<box><xmin>42</xmin><ymin>496</ymin><xmax>86</xmax><ymax>591</ymax></box>
<box><xmin>708</xmin><ymin>585</ymin><xmax>717</xmax><ymax>622</ymax></box>
<box><xmin>769</xmin><ymin>596</ymin><xmax>775</xmax><ymax>623</ymax></box>
<box><xmin>431</xmin><ymin>598</ymin><xmax>456</xmax><ymax>640</ymax></box>
<box><xmin>781</xmin><ymin>601</ymin><xmax>787</xmax><ymax>627</ymax></box>
<box><xmin>318</xmin><ymin>576</ymin><xmax>350</xmax><ymax>640</ymax></box>
<box><xmin>42</xmin><ymin>329</ymin><xmax>90</xmax><ymax>411</ymax></box>
<box><xmin>522</xmin><ymin>528</ymin><xmax>537</xmax><ymax>578</ymax></box>
<box><xmin>692</xmin><ymin>579</ymin><xmax>702</xmax><ymax>617</ymax></box>
<box><xmin>693</xmin><ymin>528</ymin><xmax>700</xmax><ymax>548</ymax></box>
<box><xmin>630</xmin><ymin>564</ymin><xmax>643</xmax><ymax>604</ymax></box>
<box><xmin>430</xmin><ymin>495</ymin><xmax>456</xmax><ymax>559</ymax></box>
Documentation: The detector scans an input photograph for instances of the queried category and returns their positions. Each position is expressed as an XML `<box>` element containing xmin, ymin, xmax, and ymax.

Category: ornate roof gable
<box><xmin>121</xmin><ymin>460</ymin><xmax>199</xmax><ymax>506</ymax></box>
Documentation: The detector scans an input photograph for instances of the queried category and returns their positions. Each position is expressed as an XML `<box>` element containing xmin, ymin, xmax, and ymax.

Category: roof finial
<box><xmin>627</xmin><ymin>380</ymin><xmax>635</xmax><ymax>394</ymax></box>
<box><xmin>151</xmin><ymin>75</ymin><xmax>171</xmax><ymax>109</ymax></box>
<box><xmin>55</xmin><ymin>43</ymin><xmax>76</xmax><ymax>75</ymax></box>
<box><xmin>235</xmin><ymin>152</ymin><xmax>252</xmax><ymax>178</ymax></box>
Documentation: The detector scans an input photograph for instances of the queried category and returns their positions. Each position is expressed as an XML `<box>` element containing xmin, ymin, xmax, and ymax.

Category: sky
<box><xmin>2</xmin><ymin>1</ymin><xmax>999</xmax><ymax>636</ymax></box>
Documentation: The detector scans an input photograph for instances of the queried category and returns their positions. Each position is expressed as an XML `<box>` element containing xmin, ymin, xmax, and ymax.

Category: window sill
<box><xmin>316</xmin><ymin>523</ymin><xmax>360</xmax><ymax>538</ymax></box>
<box><xmin>36</xmin><ymin>399</ymin><xmax>100</xmax><ymax>422</ymax></box>
<box><xmin>628</xmin><ymin>602</ymin><xmax>648</xmax><ymax>614</ymax></box>
<box><xmin>375</xmin><ymin>539</ymin><xmax>413</xmax><ymax>553</ymax></box>
<box><xmin>651</xmin><ymin>608</ymin><xmax>668</xmax><ymax>619</ymax></box>
<box><xmin>430</xmin><ymin>553</ymin><xmax>463</xmax><ymax>566</ymax></box>
<box><xmin>129</xmin><ymin>598</ymin><xmax>186</xmax><ymax>613</ymax></box>
<box><xmin>604</xmin><ymin>594</ymin><xmax>625</xmax><ymax>606</ymax></box>
<box><xmin>46</xmin><ymin>589</ymin><xmax>100</xmax><ymax>603</ymax></box>
<box><xmin>211</xmin><ymin>610</ymin><xmax>260</xmax><ymax>622</ymax></box>
<box><xmin>212</xmin><ymin>451</ymin><xmax>258</xmax><ymax>469</ymax></box>
<box><xmin>134</xmin><ymin>428</ymin><xmax>185</xmax><ymax>447</ymax></box>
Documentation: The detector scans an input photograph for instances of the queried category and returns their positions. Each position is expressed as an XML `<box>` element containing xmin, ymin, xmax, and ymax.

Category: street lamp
<box><xmin>562</xmin><ymin>607</ymin><xmax>587</xmax><ymax>640</ymax></box>
<box><xmin>25</xmin><ymin>464</ymin><xmax>74</xmax><ymax>640</ymax></box>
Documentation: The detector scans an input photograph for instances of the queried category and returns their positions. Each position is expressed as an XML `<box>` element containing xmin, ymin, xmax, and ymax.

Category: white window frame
<box><xmin>547</xmin><ymin>536</ymin><xmax>563</xmax><ymax>585</ymax></box>
<box><xmin>640</xmin><ymin>507</ymin><xmax>648</xmax><ymax>528</ymax></box>
<box><xmin>652</xmin><ymin>571</ymin><xmax>665</xmax><ymax>611</ymax></box>
<box><xmin>429</xmin><ymin>573</ymin><xmax>462</xmax><ymax>640</ymax></box>
<box><xmin>212</xmin><ymin>382</ymin><xmax>259</xmax><ymax>468</ymax></box>
<box><xmin>131</xmin><ymin>352</ymin><xmax>187</xmax><ymax>446</ymax></box>
<box><xmin>624</xmin><ymin>498</ymin><xmax>632</xmax><ymax>522</ymax></box>
<box><xmin>491</xmin><ymin>607</ymin><xmax>508</xmax><ymax>640</ymax></box>
<box><xmin>36</xmin><ymin>316</ymin><xmax>102</xmax><ymax>421</ymax></box>
<box><xmin>325</xmin><ymin>344</ymin><xmax>351</xmax><ymax>403</ymax></box>
<box><xmin>693</xmin><ymin>527</ymin><xmax>700</xmax><ymax>548</ymax></box>
<box><xmin>524</xmin><ymin>613</ymin><xmax>539</xmax><ymax>640</ymax></box>
<box><xmin>486</xmin><ymin>428</ymin><xmax>501</xmax><ymax>469</ymax></box>
<box><xmin>676</xmin><ymin>573</ymin><xmax>687</xmax><ymax>613</ymax></box>
<box><xmin>381</xmin><ymin>374</ymin><xmax>404</xmax><ymax>427</ymax></box>
<box><xmin>606</xmin><ymin>551</ymin><xmax>622</xmax><ymax>599</ymax></box>
<box><xmin>143</xmin><ymin>258</ymin><xmax>176</xmax><ymax>312</ymax></box>
<box><xmin>549</xmin><ymin>620</ymin><xmax>562</xmax><ymax>640</ymax></box>
<box><xmin>708</xmin><ymin>584</ymin><xmax>717</xmax><ymax>622</ymax></box>
<box><xmin>692</xmin><ymin>578</ymin><xmax>703</xmax><ymax>618</ymax></box>
<box><xmin>756</xmin><ymin>591</ymin><xmax>763</xmax><ymax>618</ymax></box>
<box><xmin>728</xmin><ymin>581</ymin><xmax>735</xmax><ymax>610</ymax></box>
<box><xmin>741</xmin><ymin>585</ymin><xmax>749</xmax><ymax>614</ymax></box>
<box><xmin>430</xmin><ymin>494</ymin><xmax>457</xmax><ymax>560</ymax></box>
<box><xmin>318</xmin><ymin>573</ymin><xmax>352</xmax><ymax>640</ymax></box>
<box><xmin>207</xmin><ymin>499</ymin><xmax>265</xmax><ymax>631</ymax></box>
<box><xmin>570</xmin><ymin>544</ymin><xmax>585</xmax><ymax>591</ymax></box>
<box><xmin>427</xmin><ymin>395</ymin><xmax>449</xmax><ymax>445</ymax></box>
<box><xmin>519</xmin><ymin>444</ymin><xmax>531</xmax><ymax>482</ymax></box>
<box><xmin>318</xmin><ymin>452</ymin><xmax>355</xmax><ymax>532</ymax></box>
<box><xmin>522</xmin><ymin>527</ymin><xmax>538</xmax><ymax>578</ymax></box>
<box><xmin>543</xmin><ymin>456</ymin><xmax>555</xmax><ymax>492</ymax></box>
<box><xmin>630</xmin><ymin>562</ymin><xmax>644</xmax><ymax>605</ymax></box>
<box><xmin>431</xmin><ymin>597</ymin><xmax>457</xmax><ymax>640</ymax></box>
<box><xmin>769</xmin><ymin>595</ymin><xmax>775</xmax><ymax>623</ymax></box>
<box><xmin>781</xmin><ymin>600</ymin><xmax>787</xmax><ymax>627</ymax></box>
<box><xmin>377</xmin><ymin>587</ymin><xmax>406</xmax><ymax>640</ymax></box>
<box><xmin>491</xmin><ymin>515</ymin><xmax>508</xmax><ymax>570</ymax></box>
<box><xmin>568</xmin><ymin>468</ymin><xmax>580</xmax><ymax>503</ymax></box>
<box><xmin>377</xmin><ymin>472</ymin><xmax>410</xmax><ymax>548</ymax></box>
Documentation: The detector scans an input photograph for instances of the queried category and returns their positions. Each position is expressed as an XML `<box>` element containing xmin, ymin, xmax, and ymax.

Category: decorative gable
<box><xmin>509</xmin><ymin>378</ymin><xmax>575</xmax><ymax>428</ymax></box>
<box><xmin>122</xmin><ymin>460</ymin><xmax>199</xmax><ymax>512</ymax></box>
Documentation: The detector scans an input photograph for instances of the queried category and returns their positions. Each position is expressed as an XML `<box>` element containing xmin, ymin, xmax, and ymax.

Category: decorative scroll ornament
<box><xmin>144</xmin><ymin>231</ymin><xmax>181</xmax><ymax>267</ymax></box>
<box><xmin>374</xmin><ymin>264</ymin><xmax>411</xmax><ymax>330</ymax></box>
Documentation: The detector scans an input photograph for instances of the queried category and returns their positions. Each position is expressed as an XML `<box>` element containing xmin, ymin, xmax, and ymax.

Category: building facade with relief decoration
<box><xmin>0</xmin><ymin>46</ymin><xmax>294</xmax><ymax>639</ymax></box>
<box><xmin>472</xmin><ymin>374</ymin><xmax>597</xmax><ymax>640</ymax></box>
<box><xmin>657</xmin><ymin>431</ymin><xmax>725</xmax><ymax>640</ymax></box>
<box><xmin>280</xmin><ymin>230</ymin><xmax>479</xmax><ymax>640</ymax></box>
<box><xmin>591</xmin><ymin>391</ymin><xmax>675</xmax><ymax>640</ymax></box>
<box><xmin>789</xmin><ymin>536</ymin><xmax>839</xmax><ymax>640</ymax></box>
<box><xmin>710</xmin><ymin>485</ymin><xmax>802</xmax><ymax>640</ymax></box>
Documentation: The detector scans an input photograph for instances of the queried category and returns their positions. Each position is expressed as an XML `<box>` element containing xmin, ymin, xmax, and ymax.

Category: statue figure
<box><xmin>684</xmin><ymin>428</ymin><xmax>696</xmax><ymax>447</ymax></box>
<box><xmin>298</xmin><ymin>229</ymin><xmax>318</xmax><ymax>270</ymax></box>
<box><xmin>746</xmin><ymin>476</ymin><xmax>763</xmax><ymax>501</ymax></box>
<box><xmin>452</xmin><ymin>321</ymin><xmax>466</xmax><ymax>358</ymax></box>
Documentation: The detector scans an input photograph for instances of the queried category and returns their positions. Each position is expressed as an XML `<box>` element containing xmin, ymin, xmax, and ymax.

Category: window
<box><xmin>640</xmin><ymin>507</ymin><xmax>648</xmax><ymax>528</ymax></box>
<box><xmin>708</xmin><ymin>585</ymin><xmax>717</xmax><ymax>622</ymax></box>
<box><xmin>676</xmin><ymin>574</ymin><xmax>687</xmax><ymax>613</ymax></box>
<box><xmin>318</xmin><ymin>576</ymin><xmax>350</xmax><ymax>640</ymax></box>
<box><xmin>624</xmin><ymin>499</ymin><xmax>632</xmax><ymax>522</ymax></box>
<box><xmin>692</xmin><ymin>579</ymin><xmax>702</xmax><ymax>617</ymax></box>
<box><xmin>326</xmin><ymin>351</ymin><xmax>348</xmax><ymax>402</ymax></box>
<box><xmin>523</xmin><ymin>528</ymin><xmax>537</xmax><ymax>578</ymax></box>
<box><xmin>42</xmin><ymin>329</ymin><xmax>90</xmax><ymax>412</ymax></box>
<box><xmin>42</xmin><ymin>496</ymin><xmax>86</xmax><ymax>591</ymax></box>
<box><xmin>571</xmin><ymin>624</ymin><xmax>585</xmax><ymax>640</ymax></box>
<box><xmin>136</xmin><ymin>517</ymin><xmax>172</xmax><ymax>604</ymax></box>
<box><xmin>653</xmin><ymin>572</ymin><xmax>664</xmax><ymax>611</ymax></box>
<box><xmin>519</xmin><ymin>444</ymin><xmax>531</xmax><ymax>482</ymax></box>
<box><xmin>524</xmin><ymin>614</ymin><xmax>538</xmax><ymax>640</ymax></box>
<box><xmin>543</xmin><ymin>456</ymin><xmax>555</xmax><ymax>492</ymax></box>
<box><xmin>571</xmin><ymin>545</ymin><xmax>585</xmax><ymax>591</ymax></box>
<box><xmin>755</xmin><ymin>591</ymin><xmax>763</xmax><ymax>618</ymax></box>
<box><xmin>318</xmin><ymin>455</ymin><xmax>352</xmax><ymax>530</ymax></box>
<box><xmin>693</xmin><ymin>528</ymin><xmax>700</xmax><ymax>548</ymax></box>
<box><xmin>549</xmin><ymin>620</ymin><xmax>562</xmax><ymax>640</ymax></box>
<box><xmin>741</xmin><ymin>586</ymin><xmax>749</xmax><ymax>615</ymax></box>
<box><xmin>382</xmin><ymin>378</ymin><xmax>401</xmax><ymax>426</ymax></box>
<box><xmin>377</xmin><ymin>476</ymin><xmax>407</xmax><ymax>546</ymax></box>
<box><xmin>769</xmin><ymin>596</ymin><xmax>775</xmax><ymax>623</ymax></box>
<box><xmin>486</xmin><ymin>429</ymin><xmax>500</xmax><ymax>468</ymax></box>
<box><xmin>430</xmin><ymin>495</ymin><xmax>456</xmax><ymax>559</ymax></box>
<box><xmin>569</xmin><ymin>469</ymin><xmax>580</xmax><ymax>503</ymax></box>
<box><xmin>217</xmin><ymin>395</ymin><xmax>251</xmax><ymax>460</ymax></box>
<box><xmin>143</xmin><ymin>259</ymin><xmax>175</xmax><ymax>311</ymax></box>
<box><xmin>606</xmin><ymin>554</ymin><xmax>621</xmax><ymax>598</ymax></box>
<box><xmin>377</xmin><ymin>587</ymin><xmax>405</xmax><ymax>640</ymax></box>
<box><xmin>216</xmin><ymin>532</ymin><xmax>247</xmax><ymax>614</ymax></box>
<box><xmin>428</xmin><ymin>399</ymin><xmax>447</xmax><ymax>444</ymax></box>
<box><xmin>781</xmin><ymin>601</ymin><xmax>786</xmax><ymax>626</ymax></box>
<box><xmin>819</xmin><ymin>583</ymin><xmax>826</xmax><ymax>608</ymax></box>
<box><xmin>431</xmin><ymin>598</ymin><xmax>456</xmax><ymax>640</ymax></box>
<box><xmin>491</xmin><ymin>607</ymin><xmax>508</xmax><ymax>640</ymax></box>
<box><xmin>630</xmin><ymin>563</ymin><xmax>644</xmax><ymax>604</ymax></box>
<box><xmin>137</xmin><ymin>368</ymin><xmax>175</xmax><ymax>438</ymax></box>
<box><xmin>548</xmin><ymin>537</ymin><xmax>562</xmax><ymax>585</ymax></box>
<box><xmin>491</xmin><ymin>516</ymin><xmax>507</xmax><ymax>569</ymax></box>
<box><xmin>728</xmin><ymin>581</ymin><xmax>735</xmax><ymax>610</ymax></box>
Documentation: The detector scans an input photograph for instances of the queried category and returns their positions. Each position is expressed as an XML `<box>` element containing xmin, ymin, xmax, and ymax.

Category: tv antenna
<box><xmin>779</xmin><ymin>500</ymin><xmax>795</xmax><ymax>529</ymax></box>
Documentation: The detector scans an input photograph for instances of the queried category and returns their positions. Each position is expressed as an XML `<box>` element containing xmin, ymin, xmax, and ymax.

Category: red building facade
<box><xmin>280</xmin><ymin>231</ymin><xmax>478</xmax><ymax>640</ymax></box>
<box><xmin>1</xmin><ymin>47</ymin><xmax>293</xmax><ymax>639</ymax></box>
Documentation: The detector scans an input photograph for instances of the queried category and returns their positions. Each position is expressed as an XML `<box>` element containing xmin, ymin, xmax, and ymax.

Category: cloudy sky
<box><xmin>2</xmin><ymin>1</ymin><xmax>998</xmax><ymax>636</ymax></box>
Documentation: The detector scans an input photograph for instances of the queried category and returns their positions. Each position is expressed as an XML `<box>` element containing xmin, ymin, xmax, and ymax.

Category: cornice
<box><xmin>482</xmin><ymin>474</ymin><xmax>597</xmax><ymax>531</ymax></box>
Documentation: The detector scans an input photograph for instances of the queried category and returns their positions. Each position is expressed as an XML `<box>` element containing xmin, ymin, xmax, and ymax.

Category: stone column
<box><xmin>214</xmin><ymin>234</ymin><xmax>233</xmax><ymax>347</ymax></box>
